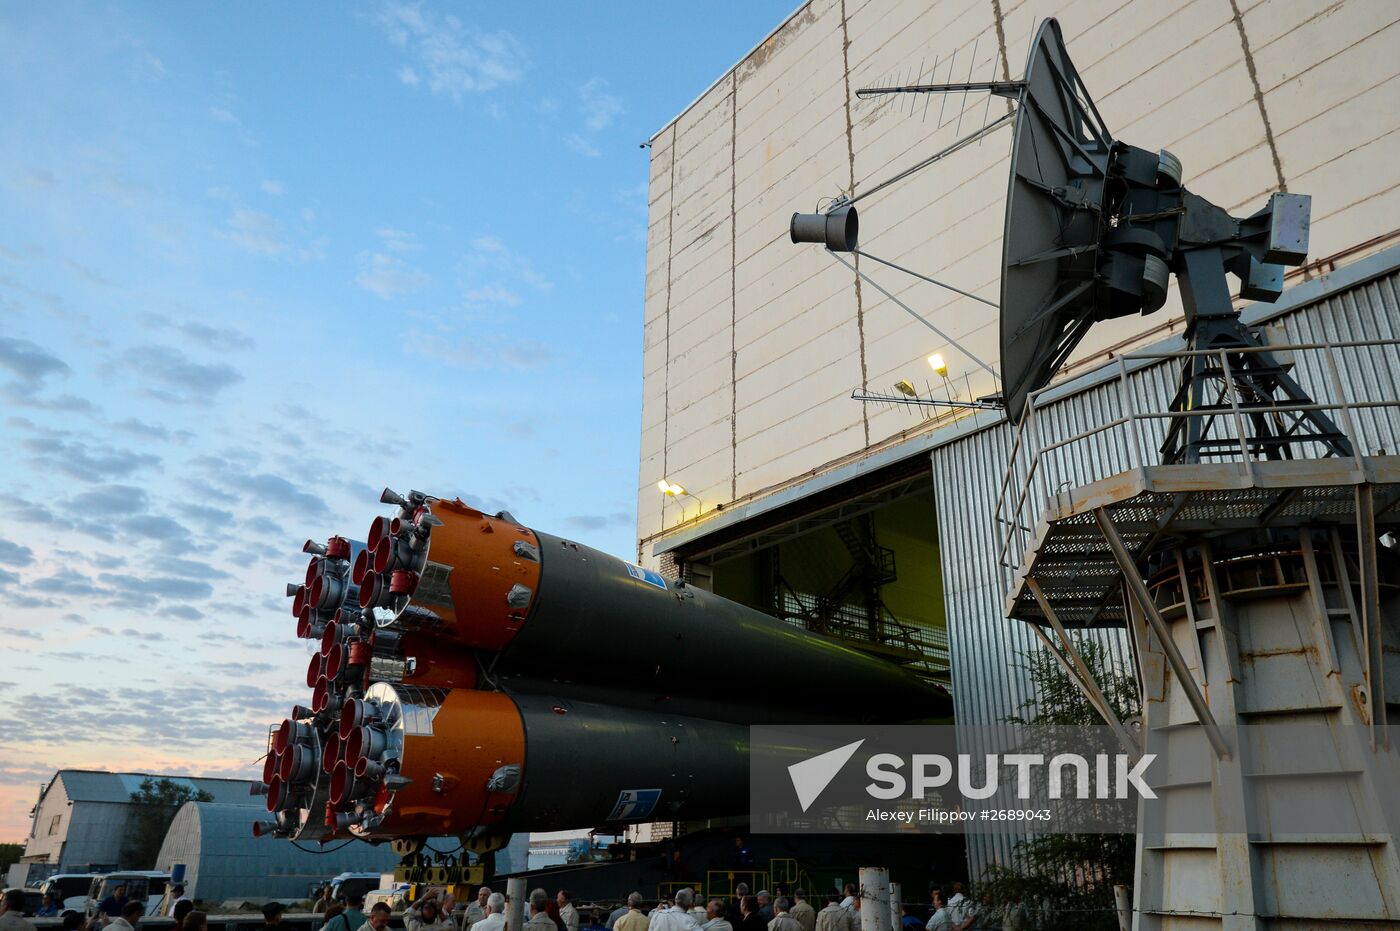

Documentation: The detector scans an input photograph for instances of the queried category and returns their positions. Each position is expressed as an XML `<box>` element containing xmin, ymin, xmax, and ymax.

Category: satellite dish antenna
<box><xmin>996</xmin><ymin>20</ymin><xmax>1349</xmax><ymax>464</ymax></box>
<box><xmin>791</xmin><ymin>17</ymin><xmax>1352</xmax><ymax>462</ymax></box>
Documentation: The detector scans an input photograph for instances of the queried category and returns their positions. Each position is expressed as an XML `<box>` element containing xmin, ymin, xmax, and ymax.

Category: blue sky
<box><xmin>0</xmin><ymin>0</ymin><xmax>796</xmax><ymax>840</ymax></box>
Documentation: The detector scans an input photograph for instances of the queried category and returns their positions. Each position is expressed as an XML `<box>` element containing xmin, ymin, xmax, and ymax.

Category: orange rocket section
<box><xmin>373</xmin><ymin>688</ymin><xmax>525</xmax><ymax>837</ymax></box>
<box><xmin>415</xmin><ymin>501</ymin><xmax>542</xmax><ymax>650</ymax></box>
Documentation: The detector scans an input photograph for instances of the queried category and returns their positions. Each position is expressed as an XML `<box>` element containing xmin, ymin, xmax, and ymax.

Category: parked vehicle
<box><xmin>328</xmin><ymin>872</ymin><xmax>383</xmax><ymax>904</ymax></box>
<box><xmin>35</xmin><ymin>874</ymin><xmax>100</xmax><ymax>915</ymax></box>
<box><xmin>83</xmin><ymin>871</ymin><xmax>171</xmax><ymax>919</ymax></box>
<box><xmin>364</xmin><ymin>884</ymin><xmax>411</xmax><ymax>912</ymax></box>
<box><xmin>1</xmin><ymin>888</ymin><xmax>43</xmax><ymax>917</ymax></box>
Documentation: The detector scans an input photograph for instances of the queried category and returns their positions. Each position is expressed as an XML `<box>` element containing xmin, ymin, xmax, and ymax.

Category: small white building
<box><xmin>15</xmin><ymin>770</ymin><xmax>260</xmax><ymax>882</ymax></box>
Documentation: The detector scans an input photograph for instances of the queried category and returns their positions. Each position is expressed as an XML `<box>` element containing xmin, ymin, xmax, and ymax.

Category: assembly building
<box><xmin>634</xmin><ymin>0</ymin><xmax>1400</xmax><ymax>876</ymax></box>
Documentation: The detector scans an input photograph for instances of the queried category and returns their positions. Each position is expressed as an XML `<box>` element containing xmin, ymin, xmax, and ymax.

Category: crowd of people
<box><xmin>1</xmin><ymin>878</ymin><xmax>1026</xmax><ymax>931</ymax></box>
<box><xmin>589</xmin><ymin>882</ymin><xmax>1026</xmax><ymax>931</ymax></box>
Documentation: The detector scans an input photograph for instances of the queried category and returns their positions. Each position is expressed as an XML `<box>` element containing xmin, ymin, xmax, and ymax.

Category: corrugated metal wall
<box><xmin>930</xmin><ymin>259</ymin><xmax>1400</xmax><ymax>877</ymax></box>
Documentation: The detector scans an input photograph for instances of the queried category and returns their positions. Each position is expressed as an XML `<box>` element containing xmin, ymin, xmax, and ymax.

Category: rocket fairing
<box><xmin>257</xmin><ymin>487</ymin><xmax>951</xmax><ymax>843</ymax></box>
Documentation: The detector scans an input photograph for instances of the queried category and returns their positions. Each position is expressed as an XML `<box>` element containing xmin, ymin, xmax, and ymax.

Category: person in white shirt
<box><xmin>465</xmin><ymin>888</ymin><xmax>491</xmax><ymax>929</ymax></box>
<box><xmin>103</xmin><ymin>902</ymin><xmax>146</xmax><ymax>931</ymax></box>
<box><xmin>701</xmin><ymin>899</ymin><xmax>732</xmax><ymax>931</ymax></box>
<box><xmin>525</xmin><ymin>891</ymin><xmax>555</xmax><ymax>931</ymax></box>
<box><xmin>924</xmin><ymin>893</ymin><xmax>951</xmax><ymax>931</ymax></box>
<box><xmin>166</xmin><ymin>885</ymin><xmax>190</xmax><ymax>918</ymax></box>
<box><xmin>406</xmin><ymin>889</ymin><xmax>458</xmax><ymax>931</ymax></box>
<box><xmin>360</xmin><ymin>903</ymin><xmax>393</xmax><ymax>931</ymax></box>
<box><xmin>943</xmin><ymin>886</ymin><xmax>967</xmax><ymax>931</ymax></box>
<box><xmin>649</xmin><ymin>888</ymin><xmax>702</xmax><ymax>931</ymax></box>
<box><xmin>557</xmin><ymin>891</ymin><xmax>579</xmax><ymax>931</ymax></box>
<box><xmin>838</xmin><ymin>887</ymin><xmax>856</xmax><ymax>915</ymax></box>
<box><xmin>473</xmin><ymin>894</ymin><xmax>507</xmax><ymax>931</ymax></box>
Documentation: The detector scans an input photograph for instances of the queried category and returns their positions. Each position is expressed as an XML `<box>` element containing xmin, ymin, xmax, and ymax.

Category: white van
<box><xmin>36</xmin><ymin>874</ymin><xmax>99</xmax><ymax>916</ymax></box>
<box><xmin>83</xmin><ymin>871</ymin><xmax>171</xmax><ymax>919</ymax></box>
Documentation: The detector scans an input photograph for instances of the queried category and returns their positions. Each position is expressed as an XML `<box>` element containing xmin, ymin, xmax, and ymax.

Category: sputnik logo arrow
<box><xmin>788</xmin><ymin>739</ymin><xmax>865</xmax><ymax>812</ymax></box>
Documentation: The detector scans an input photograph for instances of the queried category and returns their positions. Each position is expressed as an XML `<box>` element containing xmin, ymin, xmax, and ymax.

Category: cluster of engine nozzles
<box><xmin>256</xmin><ymin>488</ymin><xmax>443</xmax><ymax>840</ymax></box>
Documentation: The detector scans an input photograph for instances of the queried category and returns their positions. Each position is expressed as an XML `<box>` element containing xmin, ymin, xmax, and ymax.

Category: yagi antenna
<box><xmin>790</xmin><ymin>18</ymin><xmax>1350</xmax><ymax>464</ymax></box>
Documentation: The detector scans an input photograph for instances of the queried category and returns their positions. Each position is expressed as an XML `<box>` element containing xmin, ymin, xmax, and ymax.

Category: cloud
<box><xmin>227</xmin><ymin>207</ymin><xmax>289</xmax><ymax>256</ymax></box>
<box><xmin>261</xmin><ymin>179</ymin><xmax>285</xmax><ymax>196</ymax></box>
<box><xmin>375</xmin><ymin>1</ymin><xmax>528</xmax><ymax>99</ymax></box>
<box><xmin>0</xmin><ymin>336</ymin><xmax>69</xmax><ymax>383</ymax></box>
<box><xmin>0</xmin><ymin>540</ymin><xmax>35</xmax><ymax>567</ymax></box>
<box><xmin>562</xmin><ymin>512</ymin><xmax>632</xmax><ymax>532</ymax></box>
<box><xmin>208</xmin><ymin>107</ymin><xmax>256</xmax><ymax>147</ymax></box>
<box><xmin>69</xmin><ymin>484</ymin><xmax>150</xmax><ymax>517</ymax></box>
<box><xmin>142</xmin><ymin>314</ymin><xmax>254</xmax><ymax>352</ymax></box>
<box><xmin>17</xmin><ymin>432</ymin><xmax>161</xmax><ymax>482</ymax></box>
<box><xmin>0</xmin><ymin>274</ymin><xmax>70</xmax><ymax>317</ymax></box>
<box><xmin>578</xmin><ymin>77</ymin><xmax>623</xmax><ymax>131</ymax></box>
<box><xmin>462</xmin><ymin>283</ymin><xmax>520</xmax><ymax>308</ymax></box>
<box><xmin>565</xmin><ymin>134</ymin><xmax>601</xmax><ymax>159</ymax></box>
<box><xmin>406</xmin><ymin>330</ymin><xmax>553</xmax><ymax>371</ymax></box>
<box><xmin>463</xmin><ymin>234</ymin><xmax>551</xmax><ymax>292</ymax></box>
<box><xmin>30</xmin><ymin>567</ymin><xmax>106</xmax><ymax>598</ymax></box>
<box><xmin>0</xmin><ymin>338</ymin><xmax>89</xmax><ymax>411</ymax></box>
<box><xmin>111</xmin><ymin>417</ymin><xmax>172</xmax><ymax>440</ymax></box>
<box><xmin>0</xmin><ymin>568</ymin><xmax>19</xmax><ymax>588</ymax></box>
<box><xmin>122</xmin><ymin>344</ymin><xmax>244</xmax><ymax>403</ymax></box>
<box><xmin>119</xmin><ymin>513</ymin><xmax>195</xmax><ymax>550</ymax></box>
<box><xmin>191</xmin><ymin>457</ymin><xmax>331</xmax><ymax>519</ymax></box>
<box><xmin>355</xmin><ymin>251</ymin><xmax>428</xmax><ymax>299</ymax></box>
<box><xmin>376</xmin><ymin>228</ymin><xmax>418</xmax><ymax>252</ymax></box>
<box><xmin>0</xmin><ymin>626</ymin><xmax>43</xmax><ymax>641</ymax></box>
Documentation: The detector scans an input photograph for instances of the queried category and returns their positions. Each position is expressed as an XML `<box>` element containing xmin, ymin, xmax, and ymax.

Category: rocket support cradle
<box><xmin>257</xmin><ymin>487</ymin><xmax>950</xmax><ymax>848</ymax></box>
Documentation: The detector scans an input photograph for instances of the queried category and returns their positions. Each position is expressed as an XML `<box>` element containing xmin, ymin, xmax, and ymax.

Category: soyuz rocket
<box><xmin>255</xmin><ymin>487</ymin><xmax>950</xmax><ymax>844</ymax></box>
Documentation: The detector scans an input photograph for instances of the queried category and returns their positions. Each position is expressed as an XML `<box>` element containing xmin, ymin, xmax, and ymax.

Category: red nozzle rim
<box><xmin>372</xmin><ymin>536</ymin><xmax>393</xmax><ymax>574</ymax></box>
<box><xmin>325</xmin><ymin>642</ymin><xmax>345</xmax><ymax>680</ymax></box>
<box><xmin>389</xmin><ymin>516</ymin><xmax>405</xmax><ymax>536</ymax></box>
<box><xmin>326</xmin><ymin>536</ymin><xmax>351</xmax><ymax>560</ymax></box>
<box><xmin>275</xmin><ymin>718</ymin><xmax>294</xmax><ymax>753</ymax></box>
<box><xmin>345</xmin><ymin>725</ymin><xmax>366</xmax><ymax>763</ymax></box>
<box><xmin>297</xmin><ymin>602</ymin><xmax>314</xmax><ymax>634</ymax></box>
<box><xmin>354</xmin><ymin>756</ymin><xmax>379</xmax><ymax>779</ymax></box>
<box><xmin>305</xmin><ymin>556</ymin><xmax>324</xmax><ymax>587</ymax></box>
<box><xmin>252</xmin><ymin>820</ymin><xmax>274</xmax><ymax>838</ymax></box>
<box><xmin>339</xmin><ymin>698</ymin><xmax>364</xmax><ymax>740</ymax></box>
<box><xmin>366</xmin><ymin>516</ymin><xmax>388</xmax><ymax>553</ymax></box>
<box><xmin>357</xmin><ymin>573</ymin><xmax>376</xmax><ymax>609</ymax></box>
<box><xmin>291</xmin><ymin>585</ymin><xmax>308</xmax><ymax>618</ymax></box>
<box><xmin>320</xmin><ymin>620</ymin><xmax>340</xmax><ymax>657</ymax></box>
<box><xmin>352</xmin><ymin>548</ymin><xmax>371</xmax><ymax>586</ymax></box>
<box><xmin>330</xmin><ymin>760</ymin><xmax>352</xmax><ymax>805</ymax></box>
<box><xmin>265</xmin><ymin>774</ymin><xmax>283</xmax><ymax>812</ymax></box>
<box><xmin>262</xmin><ymin>750</ymin><xmax>280</xmax><ymax>785</ymax></box>
<box><xmin>306</xmin><ymin>654</ymin><xmax>324</xmax><ymax>689</ymax></box>
<box><xmin>312</xmin><ymin>676</ymin><xmax>330</xmax><ymax>713</ymax></box>
<box><xmin>277</xmin><ymin>746</ymin><xmax>296</xmax><ymax>782</ymax></box>
<box><xmin>322</xmin><ymin>732</ymin><xmax>342</xmax><ymax>774</ymax></box>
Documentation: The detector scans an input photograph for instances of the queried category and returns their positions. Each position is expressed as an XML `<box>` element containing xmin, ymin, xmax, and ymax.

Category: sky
<box><xmin>0</xmin><ymin>1</ymin><xmax>798</xmax><ymax>843</ymax></box>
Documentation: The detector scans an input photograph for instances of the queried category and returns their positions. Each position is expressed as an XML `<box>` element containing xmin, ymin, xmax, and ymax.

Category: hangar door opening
<box><xmin>676</xmin><ymin>470</ymin><xmax>949</xmax><ymax>688</ymax></box>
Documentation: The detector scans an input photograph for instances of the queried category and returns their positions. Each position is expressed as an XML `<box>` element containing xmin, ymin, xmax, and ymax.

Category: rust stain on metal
<box><xmin>739</xmin><ymin>2</ymin><xmax>817</xmax><ymax>76</ymax></box>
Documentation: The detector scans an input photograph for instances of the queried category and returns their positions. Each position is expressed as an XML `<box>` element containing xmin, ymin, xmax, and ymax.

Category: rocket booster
<box><xmin>257</xmin><ymin>487</ymin><xmax>950</xmax><ymax>843</ymax></box>
<box><xmin>354</xmin><ymin>494</ymin><xmax>943</xmax><ymax>719</ymax></box>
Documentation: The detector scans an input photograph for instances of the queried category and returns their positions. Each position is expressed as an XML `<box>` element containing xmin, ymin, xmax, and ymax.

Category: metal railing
<box><xmin>993</xmin><ymin>337</ymin><xmax>1400</xmax><ymax>593</ymax></box>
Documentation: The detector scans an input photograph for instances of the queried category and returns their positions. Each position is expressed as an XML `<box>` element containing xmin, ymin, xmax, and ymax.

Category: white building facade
<box><xmin>637</xmin><ymin>0</ymin><xmax>1400</xmax><ymax>876</ymax></box>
